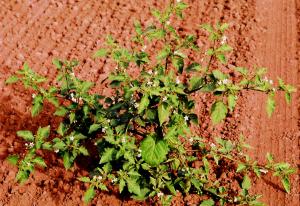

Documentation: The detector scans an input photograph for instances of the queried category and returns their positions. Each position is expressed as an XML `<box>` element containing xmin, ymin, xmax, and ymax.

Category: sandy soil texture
<box><xmin>0</xmin><ymin>0</ymin><xmax>299</xmax><ymax>205</ymax></box>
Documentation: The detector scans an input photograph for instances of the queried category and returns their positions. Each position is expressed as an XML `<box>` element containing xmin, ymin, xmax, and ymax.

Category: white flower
<box><xmin>259</xmin><ymin>168</ymin><xmax>268</xmax><ymax>174</ymax></box>
<box><xmin>162</xmin><ymin>96</ymin><xmax>167</xmax><ymax>102</ymax></box>
<box><xmin>234</xmin><ymin>197</ymin><xmax>238</xmax><ymax>202</ymax></box>
<box><xmin>147</xmin><ymin>81</ymin><xmax>153</xmax><ymax>86</ymax></box>
<box><xmin>154</xmin><ymin>71</ymin><xmax>158</xmax><ymax>75</ymax></box>
<box><xmin>142</xmin><ymin>45</ymin><xmax>147</xmax><ymax>52</ymax></box>
<box><xmin>138</xmin><ymin>149</ymin><xmax>142</xmax><ymax>153</ymax></box>
<box><xmin>102</xmin><ymin>127</ymin><xmax>106</xmax><ymax>133</ymax></box>
<box><xmin>176</xmin><ymin>77</ymin><xmax>181</xmax><ymax>84</ymax></box>
<box><xmin>69</xmin><ymin>136</ymin><xmax>74</xmax><ymax>141</ymax></box>
<box><xmin>184</xmin><ymin>115</ymin><xmax>189</xmax><ymax>121</ymax></box>
<box><xmin>54</xmin><ymin>149</ymin><xmax>59</xmax><ymax>153</ymax></box>
<box><xmin>32</xmin><ymin>94</ymin><xmax>36</xmax><ymax>99</ymax></box>
<box><xmin>147</xmin><ymin>70</ymin><xmax>153</xmax><ymax>75</ymax></box>
<box><xmin>210</xmin><ymin>143</ymin><xmax>216</xmax><ymax>148</ymax></box>
<box><xmin>111</xmin><ymin>178</ymin><xmax>118</xmax><ymax>183</ymax></box>
<box><xmin>94</xmin><ymin>142</ymin><xmax>98</xmax><ymax>146</ymax></box>
<box><xmin>122</xmin><ymin>137</ymin><xmax>126</xmax><ymax>143</ymax></box>
<box><xmin>157</xmin><ymin>192</ymin><xmax>164</xmax><ymax>197</ymax></box>
<box><xmin>137</xmin><ymin>153</ymin><xmax>142</xmax><ymax>158</ymax></box>
<box><xmin>188</xmin><ymin>138</ymin><xmax>193</xmax><ymax>143</ymax></box>
<box><xmin>166</xmin><ymin>21</ymin><xmax>170</xmax><ymax>25</ymax></box>
<box><xmin>27</xmin><ymin>162</ymin><xmax>31</xmax><ymax>166</ymax></box>
<box><xmin>97</xmin><ymin>176</ymin><xmax>103</xmax><ymax>180</ymax></box>
<box><xmin>221</xmin><ymin>35</ymin><xmax>227</xmax><ymax>45</ymax></box>
<box><xmin>263</xmin><ymin>76</ymin><xmax>268</xmax><ymax>82</ymax></box>
<box><xmin>176</xmin><ymin>0</ymin><xmax>181</xmax><ymax>3</ymax></box>
<box><xmin>272</xmin><ymin>88</ymin><xmax>276</xmax><ymax>92</ymax></box>
<box><xmin>70</xmin><ymin>72</ymin><xmax>75</xmax><ymax>76</ymax></box>
<box><xmin>222</xmin><ymin>79</ymin><xmax>229</xmax><ymax>85</ymax></box>
<box><xmin>107</xmin><ymin>119</ymin><xmax>111</xmax><ymax>123</ymax></box>
<box><xmin>29</xmin><ymin>142</ymin><xmax>34</xmax><ymax>148</ymax></box>
<box><xmin>134</xmin><ymin>103</ymin><xmax>139</xmax><ymax>108</ymax></box>
<box><xmin>269</xmin><ymin>80</ymin><xmax>273</xmax><ymax>85</ymax></box>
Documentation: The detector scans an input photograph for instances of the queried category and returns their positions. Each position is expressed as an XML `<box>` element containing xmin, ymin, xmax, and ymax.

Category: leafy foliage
<box><xmin>6</xmin><ymin>1</ymin><xmax>296</xmax><ymax>205</ymax></box>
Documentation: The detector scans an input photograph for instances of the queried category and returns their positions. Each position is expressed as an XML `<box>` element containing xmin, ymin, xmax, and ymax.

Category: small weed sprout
<box><xmin>5</xmin><ymin>1</ymin><xmax>296</xmax><ymax>205</ymax></box>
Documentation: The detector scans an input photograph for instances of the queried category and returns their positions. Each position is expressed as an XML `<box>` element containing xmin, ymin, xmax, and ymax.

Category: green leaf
<box><xmin>57</xmin><ymin>123</ymin><xmax>67</xmax><ymax>136</ymax></box>
<box><xmin>93</xmin><ymin>48</ymin><xmax>107</xmax><ymax>58</ymax></box>
<box><xmin>37</xmin><ymin>126</ymin><xmax>50</xmax><ymax>139</ymax></box>
<box><xmin>212</xmin><ymin>70</ymin><xmax>226</xmax><ymax>80</ymax></box>
<box><xmin>234</xmin><ymin>67</ymin><xmax>248</xmax><ymax>75</ymax></box>
<box><xmin>119</xmin><ymin>179</ymin><xmax>126</xmax><ymax>193</ymax></box>
<box><xmin>100</xmin><ymin>148</ymin><xmax>115</xmax><ymax>164</ymax></box>
<box><xmin>89</xmin><ymin>124</ymin><xmax>101</xmax><ymax>134</ymax></box>
<box><xmin>158</xmin><ymin>103</ymin><xmax>170</xmax><ymax>125</ymax></box>
<box><xmin>63</xmin><ymin>152</ymin><xmax>72</xmax><ymax>169</ymax></box>
<box><xmin>200</xmin><ymin>199</ymin><xmax>215</xmax><ymax>206</ymax></box>
<box><xmin>134</xmin><ymin>20</ymin><xmax>143</xmax><ymax>35</ymax></box>
<box><xmin>186</xmin><ymin>62</ymin><xmax>201</xmax><ymax>72</ymax></box>
<box><xmin>126</xmin><ymin>178</ymin><xmax>141</xmax><ymax>195</ymax></box>
<box><xmin>78</xmin><ymin>177</ymin><xmax>90</xmax><ymax>183</ymax></box>
<box><xmin>138</xmin><ymin>94</ymin><xmax>150</xmax><ymax>114</ymax></box>
<box><xmin>172</xmin><ymin>56</ymin><xmax>184</xmax><ymax>74</ymax></box>
<box><xmin>6</xmin><ymin>155</ymin><xmax>19</xmax><ymax>165</ymax></box>
<box><xmin>16</xmin><ymin>170</ymin><xmax>30</xmax><ymax>184</ymax></box>
<box><xmin>236</xmin><ymin>163</ymin><xmax>247</xmax><ymax>173</ymax></box>
<box><xmin>52</xmin><ymin>59</ymin><xmax>62</xmax><ymax>69</ymax></box>
<box><xmin>217</xmin><ymin>44</ymin><xmax>232</xmax><ymax>52</ymax></box>
<box><xmin>140</xmin><ymin>134</ymin><xmax>169</xmax><ymax>166</ymax></box>
<box><xmin>5</xmin><ymin>75</ymin><xmax>19</xmax><ymax>84</ymax></box>
<box><xmin>79</xmin><ymin>146</ymin><xmax>89</xmax><ymax>156</ymax></box>
<box><xmin>201</xmin><ymin>24</ymin><xmax>214</xmax><ymax>33</ymax></box>
<box><xmin>54</xmin><ymin>106</ymin><xmax>68</xmax><ymax>116</ymax></box>
<box><xmin>266</xmin><ymin>93</ymin><xmax>275</xmax><ymax>117</ymax></box>
<box><xmin>216</xmin><ymin>54</ymin><xmax>226</xmax><ymax>64</ymax></box>
<box><xmin>242</xmin><ymin>175</ymin><xmax>251</xmax><ymax>190</ymax></box>
<box><xmin>228</xmin><ymin>94</ymin><xmax>237</xmax><ymax>112</ymax></box>
<box><xmin>188</xmin><ymin>76</ymin><xmax>203</xmax><ymax>91</ymax></box>
<box><xmin>32</xmin><ymin>157</ymin><xmax>47</xmax><ymax>167</ymax></box>
<box><xmin>281</xmin><ymin>177</ymin><xmax>291</xmax><ymax>193</ymax></box>
<box><xmin>157</xmin><ymin>45</ymin><xmax>171</xmax><ymax>60</ymax></box>
<box><xmin>211</xmin><ymin>101</ymin><xmax>228</xmax><ymax>124</ymax></box>
<box><xmin>83</xmin><ymin>186</ymin><xmax>95</xmax><ymax>203</ymax></box>
<box><xmin>17</xmin><ymin>130</ymin><xmax>34</xmax><ymax>142</ymax></box>
<box><xmin>32</xmin><ymin>95</ymin><xmax>43</xmax><ymax>117</ymax></box>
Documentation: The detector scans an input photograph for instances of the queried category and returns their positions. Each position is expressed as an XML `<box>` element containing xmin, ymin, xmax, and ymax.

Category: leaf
<box><xmin>63</xmin><ymin>152</ymin><xmax>72</xmax><ymax>169</ymax></box>
<box><xmin>201</xmin><ymin>24</ymin><xmax>214</xmax><ymax>33</ymax></box>
<box><xmin>236</xmin><ymin>163</ymin><xmax>247</xmax><ymax>173</ymax></box>
<box><xmin>119</xmin><ymin>179</ymin><xmax>126</xmax><ymax>193</ymax></box>
<box><xmin>32</xmin><ymin>157</ymin><xmax>47</xmax><ymax>167</ymax></box>
<box><xmin>228</xmin><ymin>94</ymin><xmax>237</xmax><ymax>112</ymax></box>
<box><xmin>217</xmin><ymin>44</ymin><xmax>232</xmax><ymax>52</ymax></box>
<box><xmin>93</xmin><ymin>48</ymin><xmax>107</xmax><ymax>58</ymax></box>
<box><xmin>126</xmin><ymin>178</ymin><xmax>141</xmax><ymax>195</ymax></box>
<box><xmin>281</xmin><ymin>177</ymin><xmax>291</xmax><ymax>193</ymax></box>
<box><xmin>200</xmin><ymin>199</ymin><xmax>215</xmax><ymax>206</ymax></box>
<box><xmin>54</xmin><ymin>106</ymin><xmax>68</xmax><ymax>116</ymax></box>
<box><xmin>16</xmin><ymin>170</ymin><xmax>30</xmax><ymax>184</ymax></box>
<box><xmin>234</xmin><ymin>67</ymin><xmax>248</xmax><ymax>75</ymax></box>
<box><xmin>216</xmin><ymin>54</ymin><xmax>226</xmax><ymax>64</ymax></box>
<box><xmin>212</xmin><ymin>70</ymin><xmax>226</xmax><ymax>80</ymax></box>
<box><xmin>5</xmin><ymin>75</ymin><xmax>19</xmax><ymax>84</ymax></box>
<box><xmin>140</xmin><ymin>134</ymin><xmax>169</xmax><ymax>166</ymax></box>
<box><xmin>211</xmin><ymin>101</ymin><xmax>228</xmax><ymax>124</ymax></box>
<box><xmin>78</xmin><ymin>176</ymin><xmax>90</xmax><ymax>183</ymax></box>
<box><xmin>100</xmin><ymin>148</ymin><xmax>115</xmax><ymax>164</ymax></box>
<box><xmin>138</xmin><ymin>94</ymin><xmax>150</xmax><ymax>114</ymax></box>
<box><xmin>17</xmin><ymin>130</ymin><xmax>34</xmax><ymax>142</ymax></box>
<box><xmin>79</xmin><ymin>146</ymin><xmax>89</xmax><ymax>156</ymax></box>
<box><xmin>89</xmin><ymin>124</ymin><xmax>101</xmax><ymax>134</ymax></box>
<box><xmin>6</xmin><ymin>155</ymin><xmax>19</xmax><ymax>165</ymax></box>
<box><xmin>32</xmin><ymin>95</ymin><xmax>43</xmax><ymax>117</ymax></box>
<box><xmin>52</xmin><ymin>59</ymin><xmax>62</xmax><ymax>69</ymax></box>
<box><xmin>37</xmin><ymin>126</ymin><xmax>50</xmax><ymax>139</ymax></box>
<box><xmin>83</xmin><ymin>186</ymin><xmax>95</xmax><ymax>203</ymax></box>
<box><xmin>188</xmin><ymin>76</ymin><xmax>203</xmax><ymax>91</ymax></box>
<box><xmin>57</xmin><ymin>123</ymin><xmax>67</xmax><ymax>136</ymax></box>
<box><xmin>158</xmin><ymin>103</ymin><xmax>170</xmax><ymax>125</ymax></box>
<box><xmin>172</xmin><ymin>56</ymin><xmax>184</xmax><ymax>74</ymax></box>
<box><xmin>266</xmin><ymin>94</ymin><xmax>275</xmax><ymax>117</ymax></box>
<box><xmin>157</xmin><ymin>45</ymin><xmax>171</xmax><ymax>60</ymax></box>
<box><xmin>242</xmin><ymin>175</ymin><xmax>251</xmax><ymax>190</ymax></box>
<box><xmin>186</xmin><ymin>62</ymin><xmax>201</xmax><ymax>72</ymax></box>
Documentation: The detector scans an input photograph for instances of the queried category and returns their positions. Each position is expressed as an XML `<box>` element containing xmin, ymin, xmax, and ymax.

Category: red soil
<box><xmin>0</xmin><ymin>0</ymin><xmax>299</xmax><ymax>205</ymax></box>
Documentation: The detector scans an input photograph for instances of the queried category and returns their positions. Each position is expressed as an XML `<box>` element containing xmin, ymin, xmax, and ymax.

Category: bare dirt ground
<box><xmin>0</xmin><ymin>0</ymin><xmax>299</xmax><ymax>205</ymax></box>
